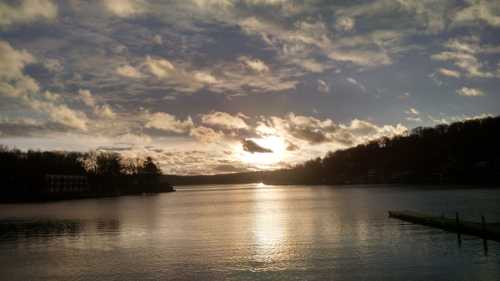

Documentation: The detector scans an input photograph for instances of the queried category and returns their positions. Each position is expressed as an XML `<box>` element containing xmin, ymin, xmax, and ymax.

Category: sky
<box><xmin>1</xmin><ymin>0</ymin><xmax>499</xmax><ymax>175</ymax></box>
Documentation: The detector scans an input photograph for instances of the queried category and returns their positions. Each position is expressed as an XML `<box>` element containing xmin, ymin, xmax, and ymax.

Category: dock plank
<box><xmin>388</xmin><ymin>210</ymin><xmax>500</xmax><ymax>242</ymax></box>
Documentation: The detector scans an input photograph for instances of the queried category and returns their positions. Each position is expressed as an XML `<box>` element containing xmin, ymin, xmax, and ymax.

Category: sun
<box><xmin>237</xmin><ymin>136</ymin><xmax>286</xmax><ymax>167</ymax></box>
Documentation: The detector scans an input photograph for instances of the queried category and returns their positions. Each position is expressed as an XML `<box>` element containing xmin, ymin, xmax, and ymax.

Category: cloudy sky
<box><xmin>1</xmin><ymin>0</ymin><xmax>499</xmax><ymax>174</ymax></box>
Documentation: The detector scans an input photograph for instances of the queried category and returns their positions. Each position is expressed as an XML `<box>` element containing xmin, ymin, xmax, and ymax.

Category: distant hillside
<box><xmin>264</xmin><ymin>116</ymin><xmax>500</xmax><ymax>186</ymax></box>
<box><xmin>161</xmin><ymin>171</ymin><xmax>268</xmax><ymax>186</ymax></box>
<box><xmin>165</xmin><ymin>116</ymin><xmax>500</xmax><ymax>187</ymax></box>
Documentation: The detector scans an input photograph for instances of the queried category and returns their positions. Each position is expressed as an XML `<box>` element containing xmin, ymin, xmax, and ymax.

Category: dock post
<box><xmin>481</xmin><ymin>215</ymin><xmax>487</xmax><ymax>231</ymax></box>
<box><xmin>482</xmin><ymin>215</ymin><xmax>488</xmax><ymax>255</ymax></box>
<box><xmin>456</xmin><ymin>212</ymin><xmax>462</xmax><ymax>247</ymax></box>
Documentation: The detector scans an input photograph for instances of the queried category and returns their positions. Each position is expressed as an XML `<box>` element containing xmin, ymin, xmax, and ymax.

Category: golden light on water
<box><xmin>252</xmin><ymin>188</ymin><xmax>288</xmax><ymax>264</ymax></box>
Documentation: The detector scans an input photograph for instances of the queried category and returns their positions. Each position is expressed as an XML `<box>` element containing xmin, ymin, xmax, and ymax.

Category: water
<box><xmin>0</xmin><ymin>184</ymin><xmax>499</xmax><ymax>281</ymax></box>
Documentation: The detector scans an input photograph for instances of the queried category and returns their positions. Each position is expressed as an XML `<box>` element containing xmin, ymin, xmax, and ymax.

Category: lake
<box><xmin>0</xmin><ymin>184</ymin><xmax>499</xmax><ymax>280</ymax></box>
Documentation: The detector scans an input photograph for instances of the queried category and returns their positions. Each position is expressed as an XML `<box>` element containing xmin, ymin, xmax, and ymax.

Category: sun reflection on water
<box><xmin>252</xmin><ymin>188</ymin><xmax>289</xmax><ymax>267</ymax></box>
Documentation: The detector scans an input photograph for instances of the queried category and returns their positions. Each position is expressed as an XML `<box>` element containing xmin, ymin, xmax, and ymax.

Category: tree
<box><xmin>139</xmin><ymin>157</ymin><xmax>162</xmax><ymax>175</ymax></box>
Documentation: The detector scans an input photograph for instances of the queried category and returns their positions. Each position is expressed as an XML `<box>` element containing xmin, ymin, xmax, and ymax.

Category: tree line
<box><xmin>0</xmin><ymin>148</ymin><xmax>171</xmax><ymax>202</ymax></box>
<box><xmin>264</xmin><ymin>116</ymin><xmax>500</xmax><ymax>185</ymax></box>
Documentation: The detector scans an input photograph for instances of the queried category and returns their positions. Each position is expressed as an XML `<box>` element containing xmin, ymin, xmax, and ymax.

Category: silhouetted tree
<box><xmin>140</xmin><ymin>157</ymin><xmax>162</xmax><ymax>175</ymax></box>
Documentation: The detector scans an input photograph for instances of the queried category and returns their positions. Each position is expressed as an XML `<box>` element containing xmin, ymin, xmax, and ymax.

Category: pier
<box><xmin>388</xmin><ymin>210</ymin><xmax>500</xmax><ymax>242</ymax></box>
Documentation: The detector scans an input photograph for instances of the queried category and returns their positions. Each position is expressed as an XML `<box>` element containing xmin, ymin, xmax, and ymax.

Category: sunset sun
<box><xmin>238</xmin><ymin>136</ymin><xmax>286</xmax><ymax>167</ymax></box>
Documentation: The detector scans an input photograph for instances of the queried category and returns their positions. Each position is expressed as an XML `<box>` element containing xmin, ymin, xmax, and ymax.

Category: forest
<box><xmin>0</xmin><ymin>147</ymin><xmax>172</xmax><ymax>202</ymax></box>
<box><xmin>263</xmin><ymin>116</ymin><xmax>500</xmax><ymax>185</ymax></box>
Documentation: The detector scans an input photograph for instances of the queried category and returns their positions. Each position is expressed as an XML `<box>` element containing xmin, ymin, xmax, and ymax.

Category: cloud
<box><xmin>256</xmin><ymin>113</ymin><xmax>407</xmax><ymax>147</ymax></box>
<box><xmin>268</xmin><ymin>113</ymin><xmax>339</xmax><ymax>145</ymax></box>
<box><xmin>148</xmin><ymin>148</ymin><xmax>261</xmax><ymax>175</ymax></box>
<box><xmin>0</xmin><ymin>40</ymin><xmax>39</xmax><ymax>98</ymax></box>
<box><xmin>0</xmin><ymin>0</ymin><xmax>57</xmax><ymax>28</ymax></box>
<box><xmin>212</xmin><ymin>164</ymin><xmax>252</xmax><ymax>173</ymax></box>
<box><xmin>437</xmin><ymin>68</ymin><xmax>461</xmax><ymax>78</ymax></box>
<box><xmin>0</xmin><ymin>118</ymin><xmax>62</xmax><ymax>137</ymax></box>
<box><xmin>342</xmin><ymin>119</ymin><xmax>407</xmax><ymax>143</ymax></box>
<box><xmin>324</xmin><ymin>31</ymin><xmax>404</xmax><ymax>67</ymax></box>
<box><xmin>0</xmin><ymin>41</ymin><xmax>91</xmax><ymax>132</ymax></box>
<box><xmin>457</xmin><ymin>87</ymin><xmax>485</xmax><ymax>97</ymax></box>
<box><xmin>145</xmin><ymin>56</ymin><xmax>176</xmax><ymax>78</ymax></box>
<box><xmin>42</xmin><ymin>58</ymin><xmax>63</xmax><ymax>73</ymax></box>
<box><xmin>239</xmin><ymin>56</ymin><xmax>270</xmax><ymax>72</ymax></box>
<box><xmin>335</xmin><ymin>0</ymin><xmax>451</xmax><ymax>34</ymax></box>
<box><xmin>406</xmin><ymin>117</ymin><xmax>422</xmax><ymax>122</ymax></box>
<box><xmin>193</xmin><ymin>71</ymin><xmax>218</xmax><ymax>84</ymax></box>
<box><xmin>78</xmin><ymin>89</ymin><xmax>115</xmax><ymax>119</ymax></box>
<box><xmin>405</xmin><ymin>108</ymin><xmax>419</xmax><ymax>115</ymax></box>
<box><xmin>201</xmin><ymin>111</ymin><xmax>249</xmax><ymax>130</ymax></box>
<box><xmin>27</xmin><ymin>97</ymin><xmax>89</xmax><ymax>131</ymax></box>
<box><xmin>428</xmin><ymin>113</ymin><xmax>493</xmax><ymax>125</ymax></box>
<box><xmin>404</xmin><ymin>107</ymin><xmax>421</xmax><ymax>122</ymax></box>
<box><xmin>95</xmin><ymin>105</ymin><xmax>116</xmax><ymax>119</ymax></box>
<box><xmin>138</xmin><ymin>54</ymin><xmax>295</xmax><ymax>94</ymax></box>
<box><xmin>211</xmin><ymin>62</ymin><xmax>298</xmax><ymax>94</ymax></box>
<box><xmin>453</xmin><ymin>1</ymin><xmax>500</xmax><ymax>28</ymax></box>
<box><xmin>242</xmin><ymin>139</ymin><xmax>273</xmax><ymax>153</ymax></box>
<box><xmin>328</xmin><ymin>49</ymin><xmax>392</xmax><ymax>67</ymax></box>
<box><xmin>112</xmin><ymin>132</ymin><xmax>153</xmax><ymax>147</ymax></box>
<box><xmin>78</xmin><ymin>89</ymin><xmax>96</xmax><ymax>107</ymax></box>
<box><xmin>96</xmin><ymin>146</ymin><xmax>133</xmax><ymax>152</ymax></box>
<box><xmin>317</xmin><ymin>79</ymin><xmax>329</xmax><ymax>93</ymax></box>
<box><xmin>293</xmin><ymin>58</ymin><xmax>327</xmax><ymax>73</ymax></box>
<box><xmin>404</xmin><ymin>107</ymin><xmax>422</xmax><ymax>122</ymax></box>
<box><xmin>432</xmin><ymin>36</ymin><xmax>495</xmax><ymax>78</ymax></box>
<box><xmin>239</xmin><ymin>15</ymin><xmax>399</xmax><ymax>69</ymax></box>
<box><xmin>335</xmin><ymin>16</ymin><xmax>355</xmax><ymax>32</ymax></box>
<box><xmin>170</xmin><ymin>112</ymin><xmax>400</xmax><ymax>155</ymax></box>
<box><xmin>346</xmin><ymin>77</ymin><xmax>367</xmax><ymax>92</ymax></box>
<box><xmin>152</xmin><ymin>34</ymin><xmax>163</xmax><ymax>45</ymax></box>
<box><xmin>104</xmin><ymin>0</ymin><xmax>147</xmax><ymax>17</ymax></box>
<box><xmin>116</xmin><ymin>64</ymin><xmax>144</xmax><ymax>78</ymax></box>
<box><xmin>399</xmin><ymin>92</ymin><xmax>411</xmax><ymax>99</ymax></box>
<box><xmin>189</xmin><ymin>126</ymin><xmax>224</xmax><ymax>143</ymax></box>
<box><xmin>145</xmin><ymin>112</ymin><xmax>194</xmax><ymax>133</ymax></box>
<box><xmin>286</xmin><ymin>141</ymin><xmax>299</xmax><ymax>151</ymax></box>
<box><xmin>141</xmin><ymin>56</ymin><xmax>219</xmax><ymax>92</ymax></box>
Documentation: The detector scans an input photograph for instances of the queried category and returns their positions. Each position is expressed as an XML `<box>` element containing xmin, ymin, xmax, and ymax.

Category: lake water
<box><xmin>0</xmin><ymin>184</ymin><xmax>499</xmax><ymax>281</ymax></box>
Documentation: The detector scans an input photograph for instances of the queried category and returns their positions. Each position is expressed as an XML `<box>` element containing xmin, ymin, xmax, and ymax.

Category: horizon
<box><xmin>1</xmin><ymin>113</ymin><xmax>498</xmax><ymax>177</ymax></box>
<box><xmin>1</xmin><ymin>0</ymin><xmax>500</xmax><ymax>175</ymax></box>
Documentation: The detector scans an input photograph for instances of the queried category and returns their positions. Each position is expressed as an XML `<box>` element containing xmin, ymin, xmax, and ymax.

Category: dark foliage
<box><xmin>264</xmin><ymin>116</ymin><xmax>500</xmax><ymax>185</ymax></box>
<box><xmin>0</xmin><ymin>148</ymin><xmax>170</xmax><ymax>202</ymax></box>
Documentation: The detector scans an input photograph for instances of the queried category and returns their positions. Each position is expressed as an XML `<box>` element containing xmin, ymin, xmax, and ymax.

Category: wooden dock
<box><xmin>388</xmin><ymin>210</ymin><xmax>500</xmax><ymax>242</ymax></box>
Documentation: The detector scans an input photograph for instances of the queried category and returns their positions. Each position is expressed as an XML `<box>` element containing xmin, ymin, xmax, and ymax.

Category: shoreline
<box><xmin>0</xmin><ymin>188</ymin><xmax>175</xmax><ymax>204</ymax></box>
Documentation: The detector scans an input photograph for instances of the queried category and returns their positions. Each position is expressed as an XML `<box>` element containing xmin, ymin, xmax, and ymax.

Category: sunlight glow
<box><xmin>237</xmin><ymin>136</ymin><xmax>286</xmax><ymax>167</ymax></box>
<box><xmin>257</xmin><ymin>182</ymin><xmax>266</xmax><ymax>188</ymax></box>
